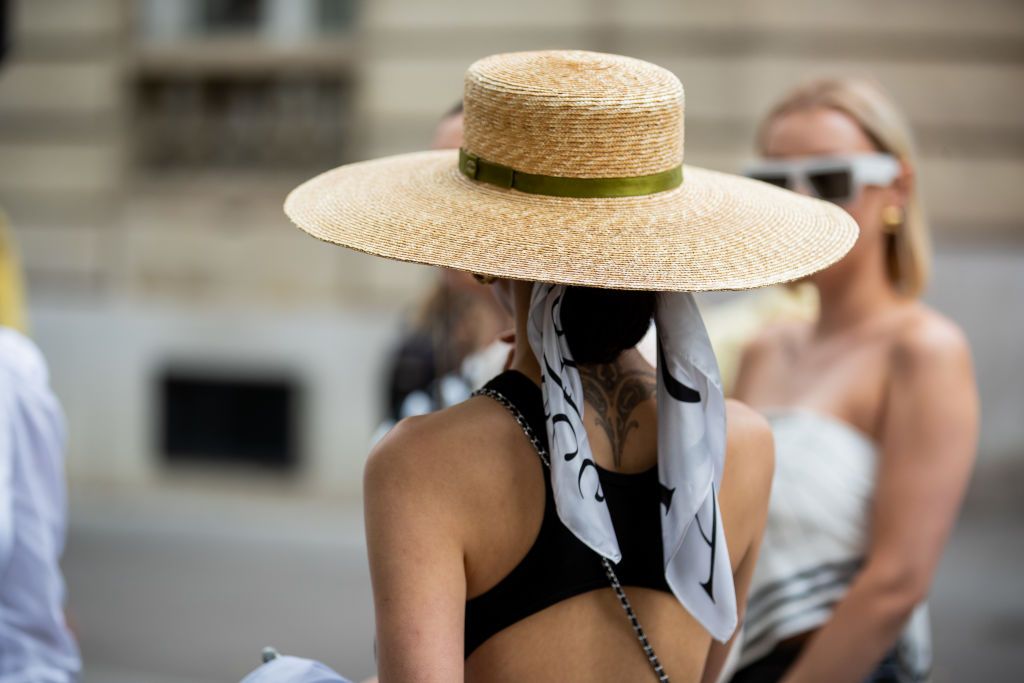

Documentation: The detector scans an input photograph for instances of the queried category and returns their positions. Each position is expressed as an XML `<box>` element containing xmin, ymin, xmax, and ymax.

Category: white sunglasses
<box><xmin>744</xmin><ymin>153</ymin><xmax>900</xmax><ymax>204</ymax></box>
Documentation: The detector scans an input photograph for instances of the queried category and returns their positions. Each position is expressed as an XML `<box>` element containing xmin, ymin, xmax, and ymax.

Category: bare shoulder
<box><xmin>878</xmin><ymin>304</ymin><xmax>978</xmax><ymax>474</ymax></box>
<box><xmin>890</xmin><ymin>303</ymin><xmax>972</xmax><ymax>373</ymax></box>
<box><xmin>364</xmin><ymin>395</ymin><xmax>527</xmax><ymax>510</ymax></box>
<box><xmin>735</xmin><ymin>319</ymin><xmax>810</xmax><ymax>385</ymax></box>
<box><xmin>722</xmin><ymin>400</ymin><xmax>775</xmax><ymax>502</ymax></box>
<box><xmin>743</xmin><ymin>319</ymin><xmax>810</xmax><ymax>359</ymax></box>
<box><xmin>734</xmin><ymin>320</ymin><xmax>810</xmax><ymax>400</ymax></box>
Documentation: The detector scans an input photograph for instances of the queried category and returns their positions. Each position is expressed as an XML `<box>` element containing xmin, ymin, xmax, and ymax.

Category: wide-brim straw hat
<box><xmin>285</xmin><ymin>50</ymin><xmax>857</xmax><ymax>291</ymax></box>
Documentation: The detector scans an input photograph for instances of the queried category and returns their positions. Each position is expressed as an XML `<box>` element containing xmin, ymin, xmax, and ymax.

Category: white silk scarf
<box><xmin>527</xmin><ymin>283</ymin><xmax>737</xmax><ymax>642</ymax></box>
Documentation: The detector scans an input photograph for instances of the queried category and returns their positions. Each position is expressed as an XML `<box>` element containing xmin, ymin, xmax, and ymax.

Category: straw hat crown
<box><xmin>463</xmin><ymin>51</ymin><xmax>684</xmax><ymax>179</ymax></box>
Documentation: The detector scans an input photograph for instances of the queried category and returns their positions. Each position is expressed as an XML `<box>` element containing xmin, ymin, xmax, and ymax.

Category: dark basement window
<box><xmin>160</xmin><ymin>370</ymin><xmax>299</xmax><ymax>471</ymax></box>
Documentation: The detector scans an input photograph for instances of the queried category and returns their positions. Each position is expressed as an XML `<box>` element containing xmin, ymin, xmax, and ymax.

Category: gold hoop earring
<box><xmin>473</xmin><ymin>273</ymin><xmax>497</xmax><ymax>285</ymax></box>
<box><xmin>881</xmin><ymin>205</ymin><xmax>904</xmax><ymax>235</ymax></box>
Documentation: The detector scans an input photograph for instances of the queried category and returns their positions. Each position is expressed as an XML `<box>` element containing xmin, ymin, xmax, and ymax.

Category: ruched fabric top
<box><xmin>464</xmin><ymin>370</ymin><xmax>672</xmax><ymax>658</ymax></box>
<box><xmin>735</xmin><ymin>410</ymin><xmax>931</xmax><ymax>680</ymax></box>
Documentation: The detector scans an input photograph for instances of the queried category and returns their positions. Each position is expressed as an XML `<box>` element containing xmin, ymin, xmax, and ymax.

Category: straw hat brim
<box><xmin>284</xmin><ymin>149</ymin><xmax>858</xmax><ymax>291</ymax></box>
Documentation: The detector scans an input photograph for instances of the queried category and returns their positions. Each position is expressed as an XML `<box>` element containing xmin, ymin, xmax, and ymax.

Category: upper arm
<box><xmin>702</xmin><ymin>401</ymin><xmax>774</xmax><ymax>682</ymax></box>
<box><xmin>865</xmin><ymin>320</ymin><xmax>979</xmax><ymax>597</ymax></box>
<box><xmin>719</xmin><ymin>401</ymin><xmax>775</xmax><ymax>574</ymax></box>
<box><xmin>364</xmin><ymin>418</ymin><xmax>468</xmax><ymax>683</ymax></box>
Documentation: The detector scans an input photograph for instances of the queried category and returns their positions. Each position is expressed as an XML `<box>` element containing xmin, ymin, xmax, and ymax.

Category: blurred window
<box><xmin>132</xmin><ymin>0</ymin><xmax>359</xmax><ymax>172</ymax></box>
<box><xmin>202</xmin><ymin>0</ymin><xmax>262</xmax><ymax>34</ymax></box>
<box><xmin>134</xmin><ymin>74</ymin><xmax>354</xmax><ymax>171</ymax></box>
<box><xmin>137</xmin><ymin>1</ymin><xmax>362</xmax><ymax>40</ymax></box>
<box><xmin>318</xmin><ymin>0</ymin><xmax>360</xmax><ymax>33</ymax></box>
<box><xmin>160</xmin><ymin>371</ymin><xmax>299</xmax><ymax>471</ymax></box>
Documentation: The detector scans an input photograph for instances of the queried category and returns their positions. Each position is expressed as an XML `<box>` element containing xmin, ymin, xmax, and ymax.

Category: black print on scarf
<box><xmin>696</xmin><ymin>495</ymin><xmax>718</xmax><ymax>603</ymax></box>
<box><xmin>658</xmin><ymin>344</ymin><xmax>701</xmax><ymax>403</ymax></box>
<box><xmin>550</xmin><ymin>414</ymin><xmax>579</xmax><ymax>462</ymax></box>
<box><xmin>657</xmin><ymin>334</ymin><xmax>719</xmax><ymax>600</ymax></box>
<box><xmin>542</xmin><ymin>289</ymin><xmax>604</xmax><ymax>503</ymax></box>
<box><xmin>659</xmin><ymin>483</ymin><xmax>676</xmax><ymax>512</ymax></box>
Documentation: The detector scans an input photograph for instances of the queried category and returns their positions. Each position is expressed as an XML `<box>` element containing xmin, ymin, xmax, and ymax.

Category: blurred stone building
<box><xmin>1</xmin><ymin>0</ymin><xmax>1021</xmax><ymax>495</ymax></box>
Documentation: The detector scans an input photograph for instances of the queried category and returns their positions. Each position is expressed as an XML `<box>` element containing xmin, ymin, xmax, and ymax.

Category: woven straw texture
<box><xmin>464</xmin><ymin>51</ymin><xmax>683</xmax><ymax>178</ymax></box>
<box><xmin>284</xmin><ymin>50</ymin><xmax>858</xmax><ymax>291</ymax></box>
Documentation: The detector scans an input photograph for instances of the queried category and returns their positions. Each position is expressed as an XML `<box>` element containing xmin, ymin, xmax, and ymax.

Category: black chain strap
<box><xmin>602</xmin><ymin>557</ymin><xmax>670</xmax><ymax>682</ymax></box>
<box><xmin>474</xmin><ymin>387</ymin><xmax>670</xmax><ymax>682</ymax></box>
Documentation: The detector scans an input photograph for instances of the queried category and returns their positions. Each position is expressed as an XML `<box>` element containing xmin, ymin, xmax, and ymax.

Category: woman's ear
<box><xmin>892</xmin><ymin>157</ymin><xmax>915</xmax><ymax>207</ymax></box>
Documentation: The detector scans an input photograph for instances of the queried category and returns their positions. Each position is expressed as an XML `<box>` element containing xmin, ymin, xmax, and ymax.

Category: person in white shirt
<box><xmin>0</xmin><ymin>327</ymin><xmax>80</xmax><ymax>682</ymax></box>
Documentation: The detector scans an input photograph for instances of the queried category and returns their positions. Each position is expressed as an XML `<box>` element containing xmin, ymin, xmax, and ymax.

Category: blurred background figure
<box><xmin>727</xmin><ymin>78</ymin><xmax>979</xmax><ymax>683</ymax></box>
<box><xmin>0</xmin><ymin>1</ymin><xmax>1020</xmax><ymax>681</ymax></box>
<box><xmin>379</xmin><ymin>101</ymin><xmax>511</xmax><ymax>432</ymax></box>
<box><xmin>0</xmin><ymin>327</ymin><xmax>81</xmax><ymax>682</ymax></box>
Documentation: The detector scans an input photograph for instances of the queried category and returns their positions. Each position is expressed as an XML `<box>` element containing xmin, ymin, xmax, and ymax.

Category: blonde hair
<box><xmin>758</xmin><ymin>78</ymin><xmax>931</xmax><ymax>297</ymax></box>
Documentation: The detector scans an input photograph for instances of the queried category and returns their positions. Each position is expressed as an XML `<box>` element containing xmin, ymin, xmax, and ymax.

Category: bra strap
<box><xmin>474</xmin><ymin>386</ymin><xmax>549</xmax><ymax>466</ymax></box>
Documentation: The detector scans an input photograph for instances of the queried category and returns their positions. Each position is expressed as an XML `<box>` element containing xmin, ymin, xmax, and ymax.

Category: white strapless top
<box><xmin>735</xmin><ymin>410</ymin><xmax>932</xmax><ymax>681</ymax></box>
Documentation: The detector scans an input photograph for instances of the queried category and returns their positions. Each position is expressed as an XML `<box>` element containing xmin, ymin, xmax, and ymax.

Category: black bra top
<box><xmin>464</xmin><ymin>370</ymin><xmax>672</xmax><ymax>658</ymax></box>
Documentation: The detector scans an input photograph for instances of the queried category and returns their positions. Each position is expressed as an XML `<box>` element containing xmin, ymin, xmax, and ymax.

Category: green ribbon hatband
<box><xmin>458</xmin><ymin>148</ymin><xmax>683</xmax><ymax>198</ymax></box>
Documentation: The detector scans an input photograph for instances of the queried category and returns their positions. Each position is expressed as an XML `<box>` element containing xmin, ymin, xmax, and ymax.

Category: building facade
<box><xmin>2</xmin><ymin>0</ymin><xmax>1022</xmax><ymax>494</ymax></box>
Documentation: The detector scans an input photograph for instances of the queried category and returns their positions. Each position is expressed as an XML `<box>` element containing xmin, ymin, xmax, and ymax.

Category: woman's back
<box><xmin>365</xmin><ymin>355</ymin><xmax>774</xmax><ymax>683</ymax></box>
<box><xmin>463</xmin><ymin>368</ymin><xmax>711</xmax><ymax>682</ymax></box>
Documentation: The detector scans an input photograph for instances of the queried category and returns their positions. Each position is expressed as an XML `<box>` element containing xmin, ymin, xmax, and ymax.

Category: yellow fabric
<box><xmin>0</xmin><ymin>209</ymin><xmax>29</xmax><ymax>333</ymax></box>
<box><xmin>701</xmin><ymin>284</ymin><xmax>819</xmax><ymax>396</ymax></box>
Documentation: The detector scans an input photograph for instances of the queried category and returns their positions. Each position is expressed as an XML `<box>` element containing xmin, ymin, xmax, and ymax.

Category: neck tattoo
<box><xmin>577</xmin><ymin>362</ymin><xmax>656</xmax><ymax>468</ymax></box>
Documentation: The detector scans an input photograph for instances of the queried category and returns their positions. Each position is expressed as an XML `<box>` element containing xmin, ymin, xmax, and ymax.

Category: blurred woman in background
<box><xmin>730</xmin><ymin>79</ymin><xmax>979</xmax><ymax>682</ymax></box>
<box><xmin>381</xmin><ymin>102</ymin><xmax>511</xmax><ymax>429</ymax></box>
